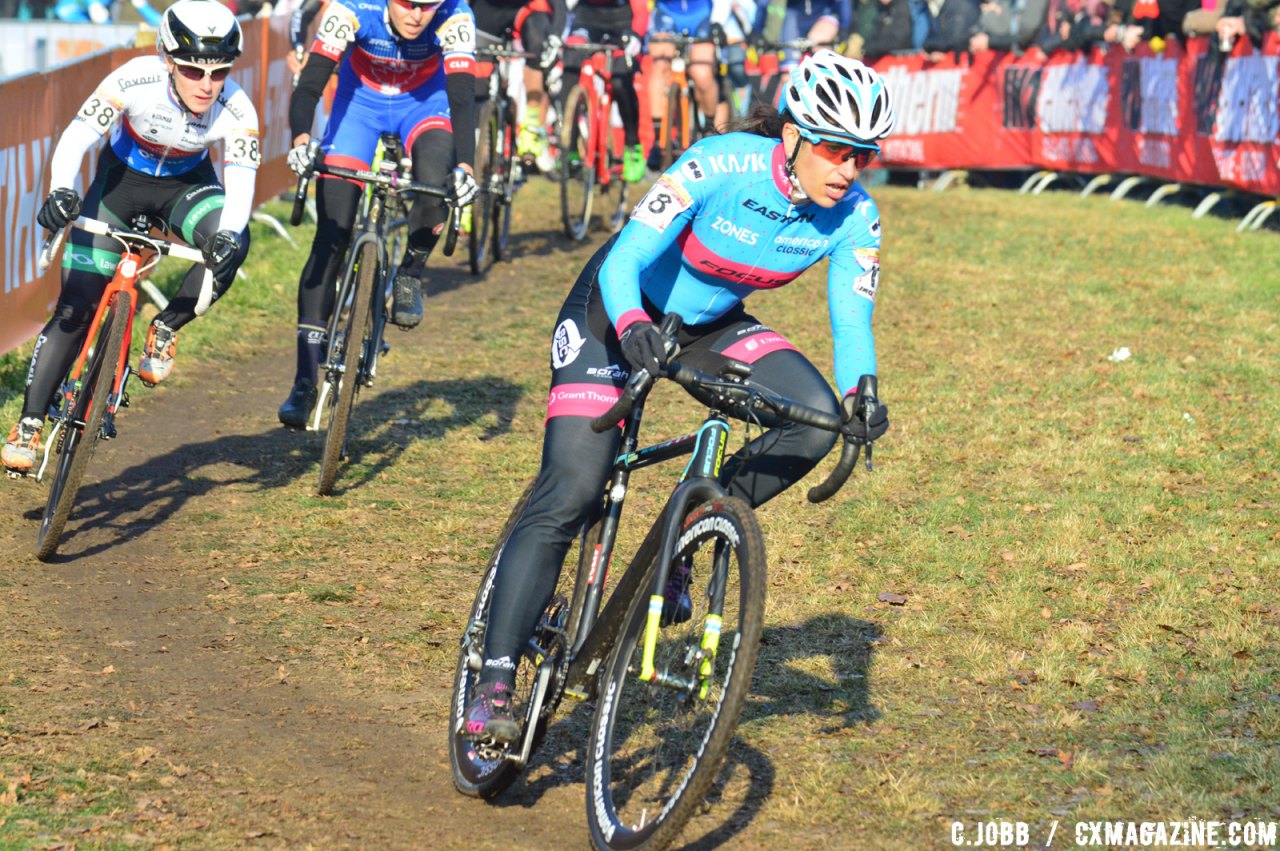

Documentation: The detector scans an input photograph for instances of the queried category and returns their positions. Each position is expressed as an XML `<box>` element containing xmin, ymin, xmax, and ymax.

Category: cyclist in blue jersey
<box><xmin>461</xmin><ymin>49</ymin><xmax>894</xmax><ymax>742</ymax></box>
<box><xmin>3</xmin><ymin>0</ymin><xmax>258</xmax><ymax>475</ymax></box>
<box><xmin>280</xmin><ymin>0</ymin><xmax>480</xmax><ymax>428</ymax></box>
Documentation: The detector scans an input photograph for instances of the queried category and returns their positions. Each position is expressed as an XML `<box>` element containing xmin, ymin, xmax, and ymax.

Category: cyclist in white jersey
<box><xmin>2</xmin><ymin>0</ymin><xmax>260</xmax><ymax>476</ymax></box>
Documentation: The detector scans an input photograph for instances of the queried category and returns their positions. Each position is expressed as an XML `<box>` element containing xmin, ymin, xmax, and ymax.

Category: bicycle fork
<box><xmin>639</xmin><ymin>415</ymin><xmax>732</xmax><ymax>698</ymax></box>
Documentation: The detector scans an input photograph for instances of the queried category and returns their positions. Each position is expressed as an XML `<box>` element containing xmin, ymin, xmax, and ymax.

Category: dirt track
<box><xmin>0</xmin><ymin>227</ymin><xmax>619</xmax><ymax>849</ymax></box>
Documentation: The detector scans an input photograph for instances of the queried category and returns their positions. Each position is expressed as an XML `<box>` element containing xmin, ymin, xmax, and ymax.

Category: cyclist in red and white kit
<box><xmin>3</xmin><ymin>0</ymin><xmax>259</xmax><ymax>475</ymax></box>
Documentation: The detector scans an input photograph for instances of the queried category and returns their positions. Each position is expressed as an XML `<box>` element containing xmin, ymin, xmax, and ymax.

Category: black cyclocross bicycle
<box><xmin>290</xmin><ymin>136</ymin><xmax>459</xmax><ymax>495</ymax></box>
<box><xmin>449</xmin><ymin>315</ymin><xmax>878</xmax><ymax>850</ymax></box>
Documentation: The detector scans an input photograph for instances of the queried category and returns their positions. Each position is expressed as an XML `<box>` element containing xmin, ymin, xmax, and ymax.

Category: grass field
<box><xmin>1</xmin><ymin>176</ymin><xmax>1277</xmax><ymax>849</ymax></box>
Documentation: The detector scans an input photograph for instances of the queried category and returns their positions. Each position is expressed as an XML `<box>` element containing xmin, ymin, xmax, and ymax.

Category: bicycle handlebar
<box><xmin>290</xmin><ymin>139</ymin><xmax>461</xmax><ymax>254</ymax></box>
<box><xmin>589</xmin><ymin>315</ymin><xmax>873</xmax><ymax>502</ymax></box>
<box><xmin>38</xmin><ymin>216</ymin><xmax>213</xmax><ymax>312</ymax></box>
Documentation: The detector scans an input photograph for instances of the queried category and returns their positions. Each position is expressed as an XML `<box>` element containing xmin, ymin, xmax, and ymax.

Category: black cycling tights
<box><xmin>295</xmin><ymin>128</ymin><xmax>455</xmax><ymax>329</ymax></box>
<box><xmin>479</xmin><ymin>347</ymin><xmax>840</xmax><ymax>685</ymax></box>
<box><xmin>20</xmin><ymin>148</ymin><xmax>249</xmax><ymax>421</ymax></box>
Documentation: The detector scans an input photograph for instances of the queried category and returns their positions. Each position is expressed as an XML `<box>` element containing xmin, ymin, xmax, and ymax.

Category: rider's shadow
<box><xmin>498</xmin><ymin>612</ymin><xmax>883</xmax><ymax>850</ymax></box>
<box><xmin>330</xmin><ymin>375</ymin><xmax>522</xmax><ymax>495</ymax></box>
<box><xmin>26</xmin><ymin>376</ymin><xmax>521</xmax><ymax>560</ymax></box>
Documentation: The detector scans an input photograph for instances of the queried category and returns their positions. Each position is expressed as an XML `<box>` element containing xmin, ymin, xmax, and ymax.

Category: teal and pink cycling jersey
<box><xmin>600</xmin><ymin>131</ymin><xmax>882</xmax><ymax>398</ymax></box>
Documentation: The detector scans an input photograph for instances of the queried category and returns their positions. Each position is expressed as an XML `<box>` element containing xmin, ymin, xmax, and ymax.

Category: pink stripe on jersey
<box><xmin>546</xmin><ymin>383</ymin><xmax>624</xmax><ymax>422</ymax></box>
<box><xmin>677</xmin><ymin>229</ymin><xmax>803</xmax><ymax>289</ymax></box>
<box><xmin>615</xmin><ymin>309</ymin><xmax>651</xmax><ymax>335</ymax></box>
<box><xmin>721</xmin><ymin>330</ymin><xmax>798</xmax><ymax>364</ymax></box>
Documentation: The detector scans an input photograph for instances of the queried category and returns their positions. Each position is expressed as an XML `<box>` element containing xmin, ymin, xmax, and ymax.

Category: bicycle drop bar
<box><xmin>590</xmin><ymin>357</ymin><xmax>863</xmax><ymax>501</ymax></box>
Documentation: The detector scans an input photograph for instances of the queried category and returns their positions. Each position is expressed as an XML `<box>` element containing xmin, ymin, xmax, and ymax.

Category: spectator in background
<box><xmin>862</xmin><ymin>0</ymin><xmax>916</xmax><ymax>57</ymax></box>
<box><xmin>1039</xmin><ymin>0</ymin><xmax>1108</xmax><ymax>51</ymax></box>
<box><xmin>1131</xmin><ymin>0</ymin><xmax>1199</xmax><ymax>39</ymax></box>
<box><xmin>53</xmin><ymin>0</ymin><xmax>162</xmax><ymax>24</ymax></box>
<box><xmin>1182</xmin><ymin>0</ymin><xmax>1225</xmax><ymax>36</ymax></box>
<box><xmin>1212</xmin><ymin>0</ymin><xmax>1279</xmax><ymax>47</ymax></box>
<box><xmin>969</xmin><ymin>0</ymin><xmax>1051</xmax><ymax>52</ymax></box>
<box><xmin>923</xmin><ymin>0</ymin><xmax>981</xmax><ymax>56</ymax></box>
<box><xmin>910</xmin><ymin>0</ymin><xmax>937</xmax><ymax>43</ymax></box>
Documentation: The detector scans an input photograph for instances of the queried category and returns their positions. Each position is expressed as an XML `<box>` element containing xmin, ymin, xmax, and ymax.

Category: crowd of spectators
<box><xmin>847</xmin><ymin>0</ymin><xmax>1280</xmax><ymax>61</ymax></box>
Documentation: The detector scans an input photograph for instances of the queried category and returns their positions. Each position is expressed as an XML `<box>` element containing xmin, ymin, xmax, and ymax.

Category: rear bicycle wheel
<box><xmin>585</xmin><ymin>496</ymin><xmax>766</xmax><ymax>851</ymax></box>
<box><xmin>36</xmin><ymin>291</ymin><xmax>131</xmax><ymax>561</ymax></box>
<box><xmin>317</xmin><ymin>241</ymin><xmax>376</xmax><ymax>495</ymax></box>
<box><xmin>449</xmin><ymin>481</ymin><xmax>575</xmax><ymax>797</ymax></box>
<box><xmin>470</xmin><ymin>100</ymin><xmax>498</xmax><ymax>276</ymax></box>
<box><xmin>560</xmin><ymin>84</ymin><xmax>596</xmax><ymax>241</ymax></box>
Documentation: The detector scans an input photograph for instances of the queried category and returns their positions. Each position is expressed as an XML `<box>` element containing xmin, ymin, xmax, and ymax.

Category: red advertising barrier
<box><xmin>0</xmin><ymin>16</ymin><xmax>294</xmax><ymax>356</ymax></box>
<box><xmin>871</xmin><ymin>34</ymin><xmax>1280</xmax><ymax>197</ymax></box>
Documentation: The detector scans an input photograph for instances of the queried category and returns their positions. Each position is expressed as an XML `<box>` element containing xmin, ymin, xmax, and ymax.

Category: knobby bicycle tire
<box><xmin>317</xmin><ymin>241</ymin><xmax>376</xmax><ymax>495</ymax></box>
<box><xmin>662</xmin><ymin>82</ymin><xmax>687</xmax><ymax>171</ymax></box>
<box><xmin>585</xmin><ymin>496</ymin><xmax>767</xmax><ymax>851</ymax></box>
<box><xmin>470</xmin><ymin>100</ymin><xmax>498</xmax><ymax>276</ymax></box>
<box><xmin>37</xmin><ymin>291</ymin><xmax>132</xmax><ymax>561</ymax></box>
<box><xmin>560</xmin><ymin>83</ymin><xmax>596</xmax><ymax>241</ymax></box>
<box><xmin>492</xmin><ymin>96</ymin><xmax>517</xmax><ymax>261</ymax></box>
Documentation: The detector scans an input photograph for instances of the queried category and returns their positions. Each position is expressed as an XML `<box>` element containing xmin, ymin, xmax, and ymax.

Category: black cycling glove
<box><xmin>204</xmin><ymin>230</ymin><xmax>242</xmax><ymax>286</ymax></box>
<box><xmin>37</xmin><ymin>188</ymin><xmax>81</xmax><ymax>232</ymax></box>
<box><xmin>619</xmin><ymin>321</ymin><xmax>668</xmax><ymax>376</ymax></box>
<box><xmin>841</xmin><ymin>382</ymin><xmax>889</xmax><ymax>442</ymax></box>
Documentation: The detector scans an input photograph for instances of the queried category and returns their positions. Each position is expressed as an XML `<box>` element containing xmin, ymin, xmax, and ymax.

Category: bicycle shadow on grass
<box><xmin>25</xmin><ymin>376</ymin><xmax>521</xmax><ymax>561</ymax></box>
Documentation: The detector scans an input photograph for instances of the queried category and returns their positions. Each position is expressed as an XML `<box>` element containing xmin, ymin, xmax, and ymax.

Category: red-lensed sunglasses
<box><xmin>390</xmin><ymin>0</ymin><xmax>445</xmax><ymax>10</ymax></box>
<box><xmin>172</xmin><ymin>58</ymin><xmax>232</xmax><ymax>82</ymax></box>
<box><xmin>808</xmin><ymin>139</ymin><xmax>878</xmax><ymax>169</ymax></box>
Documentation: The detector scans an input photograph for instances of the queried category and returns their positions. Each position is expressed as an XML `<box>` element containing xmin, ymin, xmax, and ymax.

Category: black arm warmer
<box><xmin>445</xmin><ymin>70</ymin><xmax>477</xmax><ymax>167</ymax></box>
<box><xmin>289</xmin><ymin>52</ymin><xmax>338</xmax><ymax>141</ymax></box>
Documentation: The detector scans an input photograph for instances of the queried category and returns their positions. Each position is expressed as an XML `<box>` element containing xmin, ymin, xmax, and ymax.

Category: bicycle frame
<box><xmin>35</xmin><ymin>219</ymin><xmax>203</xmax><ymax>480</ymax></box>
<box><xmin>571</xmin><ymin>44</ymin><xmax>626</xmax><ymax>187</ymax></box>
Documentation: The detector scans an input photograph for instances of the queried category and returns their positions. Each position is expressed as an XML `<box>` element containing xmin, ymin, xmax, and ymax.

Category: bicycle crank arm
<box><xmin>509</xmin><ymin>656</ymin><xmax>557</xmax><ymax>768</ymax></box>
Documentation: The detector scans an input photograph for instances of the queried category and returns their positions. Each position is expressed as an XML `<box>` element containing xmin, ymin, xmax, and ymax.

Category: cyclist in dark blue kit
<box><xmin>462</xmin><ymin>49</ymin><xmax>896</xmax><ymax>741</ymax></box>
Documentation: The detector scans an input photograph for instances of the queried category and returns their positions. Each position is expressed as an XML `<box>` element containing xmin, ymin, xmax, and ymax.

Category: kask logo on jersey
<box><xmin>552</xmin><ymin>319</ymin><xmax>587</xmax><ymax>369</ymax></box>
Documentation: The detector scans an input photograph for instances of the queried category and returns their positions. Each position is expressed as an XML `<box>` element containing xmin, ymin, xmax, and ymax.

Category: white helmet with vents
<box><xmin>159</xmin><ymin>0</ymin><xmax>243</xmax><ymax>62</ymax></box>
<box><xmin>782</xmin><ymin>49</ymin><xmax>894</xmax><ymax>146</ymax></box>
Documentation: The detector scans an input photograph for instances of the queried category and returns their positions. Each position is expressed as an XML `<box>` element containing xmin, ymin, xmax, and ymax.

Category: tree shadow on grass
<box><xmin>483</xmin><ymin>612</ymin><xmax>881</xmax><ymax>849</ymax></box>
<box><xmin>27</xmin><ymin>376</ymin><xmax>521</xmax><ymax>562</ymax></box>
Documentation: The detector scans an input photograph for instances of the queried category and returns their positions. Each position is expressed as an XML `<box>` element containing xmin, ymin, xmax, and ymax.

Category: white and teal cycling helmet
<box><xmin>782</xmin><ymin>49</ymin><xmax>895</xmax><ymax>146</ymax></box>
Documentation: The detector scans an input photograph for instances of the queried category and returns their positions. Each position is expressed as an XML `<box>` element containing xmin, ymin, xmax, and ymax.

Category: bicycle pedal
<box><xmin>379</xmin><ymin>341</ymin><xmax>391</xmax><ymax>355</ymax></box>
<box><xmin>6</xmin><ymin>470</ymin><xmax>28</xmax><ymax>480</ymax></box>
<box><xmin>119</xmin><ymin>391</ymin><xmax>130</xmax><ymax>408</ymax></box>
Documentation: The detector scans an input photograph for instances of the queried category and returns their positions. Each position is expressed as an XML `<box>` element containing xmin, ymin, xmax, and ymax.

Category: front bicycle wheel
<box><xmin>470</xmin><ymin>100</ymin><xmax>498</xmax><ymax>276</ymax></box>
<box><xmin>450</xmin><ymin>481</ymin><xmax>573</xmax><ymax>797</ymax></box>
<box><xmin>585</xmin><ymin>496</ymin><xmax>766</xmax><ymax>851</ymax></box>
<box><xmin>37</xmin><ymin>291</ymin><xmax>131</xmax><ymax>561</ymax></box>
<box><xmin>317</xmin><ymin>241</ymin><xmax>376</xmax><ymax>495</ymax></box>
<box><xmin>492</xmin><ymin>96</ymin><xmax>517</xmax><ymax>262</ymax></box>
<box><xmin>662</xmin><ymin>83</ymin><xmax>688</xmax><ymax>170</ymax></box>
<box><xmin>560</xmin><ymin>84</ymin><xmax>596</xmax><ymax>241</ymax></box>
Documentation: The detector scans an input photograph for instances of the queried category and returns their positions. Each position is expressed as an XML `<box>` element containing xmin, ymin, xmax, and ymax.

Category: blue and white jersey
<box><xmin>601</xmin><ymin>131</ymin><xmax>882</xmax><ymax>397</ymax></box>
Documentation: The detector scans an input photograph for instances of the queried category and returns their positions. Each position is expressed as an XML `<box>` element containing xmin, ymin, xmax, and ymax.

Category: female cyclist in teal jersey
<box><xmin>462</xmin><ymin>49</ymin><xmax>896</xmax><ymax>741</ymax></box>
